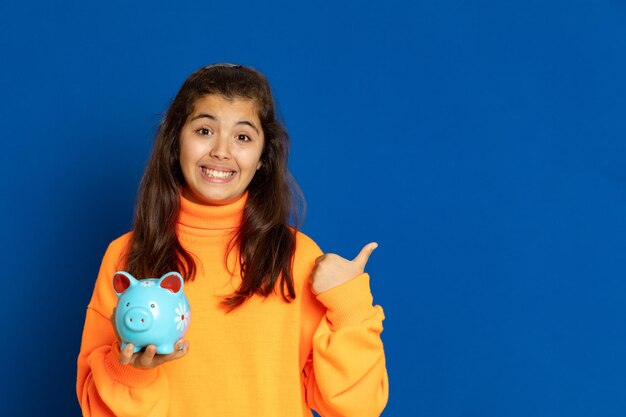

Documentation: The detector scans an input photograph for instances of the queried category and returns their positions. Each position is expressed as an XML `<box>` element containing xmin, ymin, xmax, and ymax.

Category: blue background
<box><xmin>1</xmin><ymin>1</ymin><xmax>625</xmax><ymax>416</ymax></box>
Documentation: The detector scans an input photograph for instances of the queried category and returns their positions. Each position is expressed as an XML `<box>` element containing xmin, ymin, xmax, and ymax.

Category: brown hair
<box><xmin>125</xmin><ymin>64</ymin><xmax>303</xmax><ymax>310</ymax></box>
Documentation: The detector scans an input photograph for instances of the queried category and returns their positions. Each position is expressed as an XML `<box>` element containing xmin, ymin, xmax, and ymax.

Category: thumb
<box><xmin>352</xmin><ymin>242</ymin><xmax>378</xmax><ymax>269</ymax></box>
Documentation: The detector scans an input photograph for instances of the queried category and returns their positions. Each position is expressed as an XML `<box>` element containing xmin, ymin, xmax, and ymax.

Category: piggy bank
<box><xmin>113</xmin><ymin>271</ymin><xmax>191</xmax><ymax>354</ymax></box>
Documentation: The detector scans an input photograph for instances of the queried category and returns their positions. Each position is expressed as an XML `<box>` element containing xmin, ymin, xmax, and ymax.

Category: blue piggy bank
<box><xmin>113</xmin><ymin>271</ymin><xmax>191</xmax><ymax>354</ymax></box>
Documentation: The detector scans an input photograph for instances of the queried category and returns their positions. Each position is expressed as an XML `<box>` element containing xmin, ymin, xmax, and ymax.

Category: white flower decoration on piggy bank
<box><xmin>113</xmin><ymin>271</ymin><xmax>191</xmax><ymax>354</ymax></box>
<box><xmin>175</xmin><ymin>302</ymin><xmax>190</xmax><ymax>332</ymax></box>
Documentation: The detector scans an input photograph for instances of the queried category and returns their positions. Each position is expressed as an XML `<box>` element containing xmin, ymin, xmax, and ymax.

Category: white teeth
<box><xmin>202</xmin><ymin>167</ymin><xmax>235</xmax><ymax>178</ymax></box>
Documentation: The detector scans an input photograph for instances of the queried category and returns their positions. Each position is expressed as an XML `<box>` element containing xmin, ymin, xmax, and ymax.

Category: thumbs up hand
<box><xmin>311</xmin><ymin>242</ymin><xmax>378</xmax><ymax>295</ymax></box>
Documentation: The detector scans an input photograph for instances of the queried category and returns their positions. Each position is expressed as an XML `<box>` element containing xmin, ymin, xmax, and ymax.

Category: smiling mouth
<box><xmin>201</xmin><ymin>167</ymin><xmax>236</xmax><ymax>179</ymax></box>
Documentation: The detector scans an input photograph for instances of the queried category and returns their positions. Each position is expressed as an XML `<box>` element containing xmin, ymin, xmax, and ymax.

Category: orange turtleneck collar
<box><xmin>177</xmin><ymin>192</ymin><xmax>247</xmax><ymax>231</ymax></box>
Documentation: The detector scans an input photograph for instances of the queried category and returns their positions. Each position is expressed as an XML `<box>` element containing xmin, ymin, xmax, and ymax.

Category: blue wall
<box><xmin>1</xmin><ymin>1</ymin><xmax>625</xmax><ymax>416</ymax></box>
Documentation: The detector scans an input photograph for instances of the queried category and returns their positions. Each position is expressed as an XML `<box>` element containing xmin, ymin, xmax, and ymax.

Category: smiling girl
<box><xmin>76</xmin><ymin>64</ymin><xmax>388</xmax><ymax>417</ymax></box>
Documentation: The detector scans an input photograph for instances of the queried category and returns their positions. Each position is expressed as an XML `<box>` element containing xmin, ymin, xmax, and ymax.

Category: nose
<box><xmin>123</xmin><ymin>308</ymin><xmax>153</xmax><ymax>332</ymax></box>
<box><xmin>209</xmin><ymin>134</ymin><xmax>231</xmax><ymax>160</ymax></box>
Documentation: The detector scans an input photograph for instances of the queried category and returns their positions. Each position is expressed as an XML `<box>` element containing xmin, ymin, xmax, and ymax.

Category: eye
<box><xmin>236</xmin><ymin>134</ymin><xmax>251</xmax><ymax>142</ymax></box>
<box><xmin>196</xmin><ymin>127</ymin><xmax>212</xmax><ymax>136</ymax></box>
<box><xmin>150</xmin><ymin>303</ymin><xmax>156</xmax><ymax>308</ymax></box>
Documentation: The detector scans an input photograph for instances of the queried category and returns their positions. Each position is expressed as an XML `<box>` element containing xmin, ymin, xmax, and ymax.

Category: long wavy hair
<box><xmin>125</xmin><ymin>64</ymin><xmax>303</xmax><ymax>311</ymax></box>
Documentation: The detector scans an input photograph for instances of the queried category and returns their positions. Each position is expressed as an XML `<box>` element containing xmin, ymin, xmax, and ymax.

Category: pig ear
<box><xmin>113</xmin><ymin>271</ymin><xmax>138</xmax><ymax>297</ymax></box>
<box><xmin>159</xmin><ymin>272</ymin><xmax>184</xmax><ymax>293</ymax></box>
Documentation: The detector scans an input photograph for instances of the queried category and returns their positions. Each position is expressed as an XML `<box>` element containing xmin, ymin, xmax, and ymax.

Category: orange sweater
<box><xmin>76</xmin><ymin>193</ymin><xmax>388</xmax><ymax>417</ymax></box>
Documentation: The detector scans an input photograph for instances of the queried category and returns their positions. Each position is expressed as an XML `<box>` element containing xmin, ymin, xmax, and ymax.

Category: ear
<box><xmin>159</xmin><ymin>272</ymin><xmax>184</xmax><ymax>293</ymax></box>
<box><xmin>256</xmin><ymin>160</ymin><xmax>262</xmax><ymax>170</ymax></box>
<box><xmin>113</xmin><ymin>271</ymin><xmax>138</xmax><ymax>297</ymax></box>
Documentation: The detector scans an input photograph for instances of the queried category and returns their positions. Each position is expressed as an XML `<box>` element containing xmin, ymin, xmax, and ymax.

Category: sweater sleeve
<box><xmin>76</xmin><ymin>237</ymin><xmax>170</xmax><ymax>417</ymax></box>
<box><xmin>302</xmin><ymin>269</ymin><xmax>389</xmax><ymax>416</ymax></box>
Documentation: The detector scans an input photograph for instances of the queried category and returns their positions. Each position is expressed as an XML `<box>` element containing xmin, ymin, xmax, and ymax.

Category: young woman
<box><xmin>76</xmin><ymin>64</ymin><xmax>388</xmax><ymax>417</ymax></box>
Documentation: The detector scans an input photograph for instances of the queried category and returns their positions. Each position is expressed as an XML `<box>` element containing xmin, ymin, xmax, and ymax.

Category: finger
<box><xmin>171</xmin><ymin>339</ymin><xmax>187</xmax><ymax>358</ymax></box>
<box><xmin>352</xmin><ymin>242</ymin><xmax>378</xmax><ymax>268</ymax></box>
<box><xmin>179</xmin><ymin>340</ymin><xmax>190</xmax><ymax>357</ymax></box>
<box><xmin>139</xmin><ymin>345</ymin><xmax>157</xmax><ymax>368</ymax></box>
<box><xmin>160</xmin><ymin>340</ymin><xmax>189</xmax><ymax>363</ymax></box>
<box><xmin>177</xmin><ymin>340</ymin><xmax>190</xmax><ymax>357</ymax></box>
<box><xmin>119</xmin><ymin>343</ymin><xmax>134</xmax><ymax>365</ymax></box>
<box><xmin>315</xmin><ymin>254</ymin><xmax>326</xmax><ymax>264</ymax></box>
<box><xmin>175</xmin><ymin>339</ymin><xmax>184</xmax><ymax>352</ymax></box>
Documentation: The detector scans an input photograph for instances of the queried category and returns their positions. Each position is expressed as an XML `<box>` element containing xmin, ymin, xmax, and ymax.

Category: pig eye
<box><xmin>125</xmin><ymin>302</ymin><xmax>130</xmax><ymax>307</ymax></box>
<box><xmin>150</xmin><ymin>303</ymin><xmax>155</xmax><ymax>308</ymax></box>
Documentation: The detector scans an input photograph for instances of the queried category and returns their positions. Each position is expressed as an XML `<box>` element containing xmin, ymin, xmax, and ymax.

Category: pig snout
<box><xmin>123</xmin><ymin>307</ymin><xmax>153</xmax><ymax>332</ymax></box>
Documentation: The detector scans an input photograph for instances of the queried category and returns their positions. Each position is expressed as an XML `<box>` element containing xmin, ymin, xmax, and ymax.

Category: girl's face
<box><xmin>179</xmin><ymin>94</ymin><xmax>264</xmax><ymax>206</ymax></box>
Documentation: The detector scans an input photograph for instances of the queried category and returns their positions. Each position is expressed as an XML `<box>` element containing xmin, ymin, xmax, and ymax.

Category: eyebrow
<box><xmin>190</xmin><ymin>113</ymin><xmax>260</xmax><ymax>134</ymax></box>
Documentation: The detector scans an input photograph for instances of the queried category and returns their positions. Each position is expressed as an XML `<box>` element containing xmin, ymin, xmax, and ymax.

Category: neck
<box><xmin>177</xmin><ymin>192</ymin><xmax>247</xmax><ymax>230</ymax></box>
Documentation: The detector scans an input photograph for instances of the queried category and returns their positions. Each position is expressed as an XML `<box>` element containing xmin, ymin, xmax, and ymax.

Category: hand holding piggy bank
<box><xmin>113</xmin><ymin>271</ymin><xmax>191</xmax><ymax>355</ymax></box>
